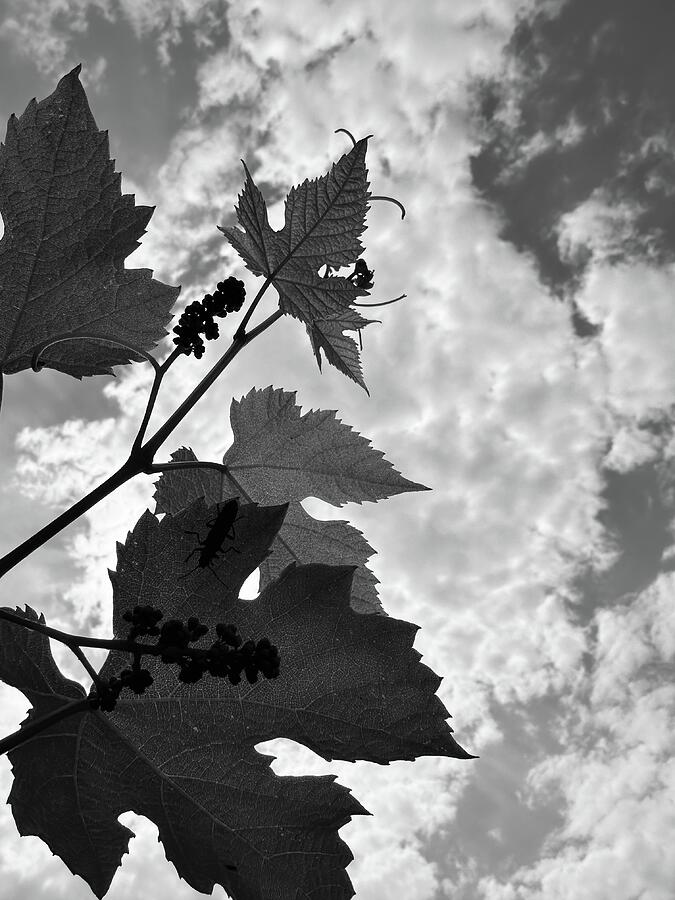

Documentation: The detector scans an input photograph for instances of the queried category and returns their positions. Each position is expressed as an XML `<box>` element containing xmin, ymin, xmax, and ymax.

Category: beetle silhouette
<box><xmin>180</xmin><ymin>498</ymin><xmax>243</xmax><ymax>584</ymax></box>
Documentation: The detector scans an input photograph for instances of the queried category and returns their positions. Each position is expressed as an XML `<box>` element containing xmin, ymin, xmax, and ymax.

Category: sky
<box><xmin>0</xmin><ymin>0</ymin><xmax>674</xmax><ymax>898</ymax></box>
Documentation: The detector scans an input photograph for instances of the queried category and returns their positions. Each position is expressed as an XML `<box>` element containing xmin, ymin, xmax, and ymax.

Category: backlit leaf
<box><xmin>218</xmin><ymin>140</ymin><xmax>373</xmax><ymax>387</ymax></box>
<box><xmin>0</xmin><ymin>498</ymin><xmax>473</xmax><ymax>899</ymax></box>
<box><xmin>0</xmin><ymin>65</ymin><xmax>179</xmax><ymax>377</ymax></box>
<box><xmin>153</xmin><ymin>387</ymin><xmax>429</xmax><ymax>614</ymax></box>
<box><xmin>222</xmin><ymin>386</ymin><xmax>429</xmax><ymax>507</ymax></box>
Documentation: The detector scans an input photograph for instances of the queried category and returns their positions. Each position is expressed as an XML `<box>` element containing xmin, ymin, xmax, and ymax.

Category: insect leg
<box><xmin>179</xmin><ymin>563</ymin><xmax>202</xmax><ymax>581</ymax></box>
<box><xmin>183</xmin><ymin>546</ymin><xmax>202</xmax><ymax>565</ymax></box>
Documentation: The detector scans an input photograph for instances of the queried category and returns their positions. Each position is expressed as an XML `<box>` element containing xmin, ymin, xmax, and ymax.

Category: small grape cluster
<box><xmin>100</xmin><ymin>665</ymin><xmax>154</xmax><ymax>710</ymax></box>
<box><xmin>157</xmin><ymin>619</ymin><xmax>279</xmax><ymax>686</ymax></box>
<box><xmin>207</xmin><ymin>623</ymin><xmax>281</xmax><ymax>686</ymax></box>
<box><xmin>122</xmin><ymin>603</ymin><xmax>163</xmax><ymax>639</ymax></box>
<box><xmin>172</xmin><ymin>276</ymin><xmax>246</xmax><ymax>358</ymax></box>
<box><xmin>90</xmin><ymin>605</ymin><xmax>280</xmax><ymax>712</ymax></box>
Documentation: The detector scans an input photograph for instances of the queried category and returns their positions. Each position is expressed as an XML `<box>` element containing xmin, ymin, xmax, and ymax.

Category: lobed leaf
<box><xmin>0</xmin><ymin>65</ymin><xmax>179</xmax><ymax>377</ymax></box>
<box><xmin>0</xmin><ymin>499</ymin><xmax>473</xmax><ymax>899</ymax></box>
<box><xmin>222</xmin><ymin>386</ymin><xmax>429</xmax><ymax>506</ymax></box>
<box><xmin>218</xmin><ymin>140</ymin><xmax>374</xmax><ymax>388</ymax></box>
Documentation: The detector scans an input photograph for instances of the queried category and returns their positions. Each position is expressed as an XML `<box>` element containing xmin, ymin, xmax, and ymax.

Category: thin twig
<box><xmin>68</xmin><ymin>643</ymin><xmax>106</xmax><ymax>694</ymax></box>
<box><xmin>233</xmin><ymin>277</ymin><xmax>272</xmax><ymax>341</ymax></box>
<box><xmin>141</xmin><ymin>308</ymin><xmax>283</xmax><ymax>461</ymax></box>
<box><xmin>0</xmin><ymin>457</ymin><xmax>141</xmax><ymax>579</ymax></box>
<box><xmin>131</xmin><ymin>346</ymin><xmax>182</xmax><ymax>453</ymax></box>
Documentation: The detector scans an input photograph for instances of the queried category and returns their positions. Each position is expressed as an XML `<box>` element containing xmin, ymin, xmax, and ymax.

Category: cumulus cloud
<box><xmin>478</xmin><ymin>573</ymin><xmax>675</xmax><ymax>900</ymax></box>
<box><xmin>0</xmin><ymin>0</ymin><xmax>229</xmax><ymax>75</ymax></box>
<box><xmin>6</xmin><ymin>1</ymin><xmax>675</xmax><ymax>899</ymax></box>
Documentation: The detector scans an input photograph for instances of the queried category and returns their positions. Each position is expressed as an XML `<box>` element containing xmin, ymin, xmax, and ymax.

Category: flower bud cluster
<box><xmin>122</xmin><ymin>603</ymin><xmax>163</xmax><ymax>639</ymax></box>
<box><xmin>90</xmin><ymin>606</ymin><xmax>280</xmax><ymax>711</ymax></box>
<box><xmin>173</xmin><ymin>276</ymin><xmax>246</xmax><ymax>358</ymax></box>
<box><xmin>348</xmin><ymin>258</ymin><xmax>374</xmax><ymax>290</ymax></box>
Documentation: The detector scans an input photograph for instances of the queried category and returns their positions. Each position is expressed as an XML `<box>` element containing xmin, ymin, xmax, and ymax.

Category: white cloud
<box><xmin>12</xmin><ymin>418</ymin><xmax>120</xmax><ymax>506</ymax></box>
<box><xmin>478</xmin><ymin>573</ymin><xmax>675</xmax><ymax>900</ymax></box>
<box><xmin>8</xmin><ymin>1</ymin><xmax>675</xmax><ymax>899</ymax></box>
<box><xmin>575</xmin><ymin>263</ymin><xmax>675</xmax><ymax>418</ymax></box>
<box><xmin>0</xmin><ymin>0</ymin><xmax>229</xmax><ymax>75</ymax></box>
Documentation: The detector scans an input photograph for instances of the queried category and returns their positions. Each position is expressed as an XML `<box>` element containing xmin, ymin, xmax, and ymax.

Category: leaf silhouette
<box><xmin>153</xmin><ymin>386</ymin><xmax>429</xmax><ymax>614</ymax></box>
<box><xmin>218</xmin><ymin>140</ymin><xmax>373</xmax><ymax>388</ymax></box>
<box><xmin>0</xmin><ymin>499</ymin><xmax>472</xmax><ymax>899</ymax></box>
<box><xmin>0</xmin><ymin>64</ymin><xmax>180</xmax><ymax>377</ymax></box>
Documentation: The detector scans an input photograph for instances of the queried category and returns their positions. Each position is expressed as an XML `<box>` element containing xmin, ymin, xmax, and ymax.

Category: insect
<box><xmin>180</xmin><ymin>498</ymin><xmax>243</xmax><ymax>585</ymax></box>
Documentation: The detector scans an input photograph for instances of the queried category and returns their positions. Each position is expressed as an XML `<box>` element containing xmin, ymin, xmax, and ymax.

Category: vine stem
<box><xmin>0</xmin><ymin>606</ymin><xmax>194</xmax><ymax>656</ymax></box>
<box><xmin>0</xmin><ymin>305</ymin><xmax>282</xmax><ymax>580</ymax></box>
<box><xmin>0</xmin><ymin>457</ymin><xmax>140</xmax><ymax>579</ymax></box>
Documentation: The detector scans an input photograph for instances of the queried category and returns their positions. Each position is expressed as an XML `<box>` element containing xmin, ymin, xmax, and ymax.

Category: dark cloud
<box><xmin>469</xmin><ymin>0</ymin><xmax>675</xmax><ymax>300</ymax></box>
<box><xmin>569</xmin><ymin>419</ymin><xmax>675</xmax><ymax>627</ymax></box>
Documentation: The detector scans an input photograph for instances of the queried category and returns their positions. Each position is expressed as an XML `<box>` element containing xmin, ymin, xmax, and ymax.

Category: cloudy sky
<box><xmin>1</xmin><ymin>0</ymin><xmax>675</xmax><ymax>898</ymax></box>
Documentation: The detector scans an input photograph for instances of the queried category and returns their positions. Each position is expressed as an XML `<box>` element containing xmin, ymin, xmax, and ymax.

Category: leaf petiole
<box><xmin>0</xmin><ymin>697</ymin><xmax>93</xmax><ymax>757</ymax></box>
<box><xmin>232</xmin><ymin>276</ymin><xmax>273</xmax><ymax>341</ymax></box>
<box><xmin>130</xmin><ymin>345</ymin><xmax>183</xmax><ymax>453</ymax></box>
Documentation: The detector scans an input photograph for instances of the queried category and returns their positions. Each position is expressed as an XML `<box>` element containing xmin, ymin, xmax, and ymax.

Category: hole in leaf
<box><xmin>255</xmin><ymin>738</ymin><xmax>337</xmax><ymax>776</ymax></box>
<box><xmin>239</xmin><ymin>567</ymin><xmax>259</xmax><ymax>600</ymax></box>
<box><xmin>301</xmin><ymin>497</ymin><xmax>342</xmax><ymax>521</ymax></box>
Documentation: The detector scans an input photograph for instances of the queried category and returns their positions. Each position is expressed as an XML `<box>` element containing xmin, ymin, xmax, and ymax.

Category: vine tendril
<box><xmin>369</xmin><ymin>195</ymin><xmax>406</xmax><ymax>219</ymax></box>
<box><xmin>334</xmin><ymin>129</ymin><xmax>406</xmax><ymax>218</ymax></box>
<box><xmin>32</xmin><ymin>333</ymin><xmax>160</xmax><ymax>375</ymax></box>
<box><xmin>334</xmin><ymin>127</ymin><xmax>356</xmax><ymax>146</ymax></box>
<box><xmin>353</xmin><ymin>293</ymin><xmax>407</xmax><ymax>308</ymax></box>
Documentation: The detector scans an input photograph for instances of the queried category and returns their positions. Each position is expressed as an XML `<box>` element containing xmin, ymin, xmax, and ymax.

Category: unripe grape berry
<box><xmin>172</xmin><ymin>277</ymin><xmax>246</xmax><ymax>356</ymax></box>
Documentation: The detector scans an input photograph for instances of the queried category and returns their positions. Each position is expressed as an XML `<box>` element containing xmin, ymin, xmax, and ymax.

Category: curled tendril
<box><xmin>334</xmin><ymin>127</ymin><xmax>357</xmax><ymax>146</ymax></box>
<box><xmin>353</xmin><ymin>293</ymin><xmax>407</xmax><ymax>308</ymax></box>
<box><xmin>31</xmin><ymin>333</ymin><xmax>160</xmax><ymax>375</ymax></box>
<box><xmin>334</xmin><ymin>129</ymin><xmax>406</xmax><ymax>219</ymax></box>
<box><xmin>369</xmin><ymin>194</ymin><xmax>406</xmax><ymax>219</ymax></box>
<box><xmin>334</xmin><ymin>128</ymin><xmax>374</xmax><ymax>146</ymax></box>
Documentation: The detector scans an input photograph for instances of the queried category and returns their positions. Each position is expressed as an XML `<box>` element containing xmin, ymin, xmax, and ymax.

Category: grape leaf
<box><xmin>0</xmin><ymin>64</ymin><xmax>180</xmax><ymax>377</ymax></box>
<box><xmin>222</xmin><ymin>386</ymin><xmax>429</xmax><ymax>506</ymax></box>
<box><xmin>0</xmin><ymin>498</ymin><xmax>473</xmax><ymax>899</ymax></box>
<box><xmin>217</xmin><ymin>141</ymin><xmax>374</xmax><ymax>388</ymax></box>
<box><xmin>153</xmin><ymin>386</ymin><xmax>429</xmax><ymax>614</ymax></box>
